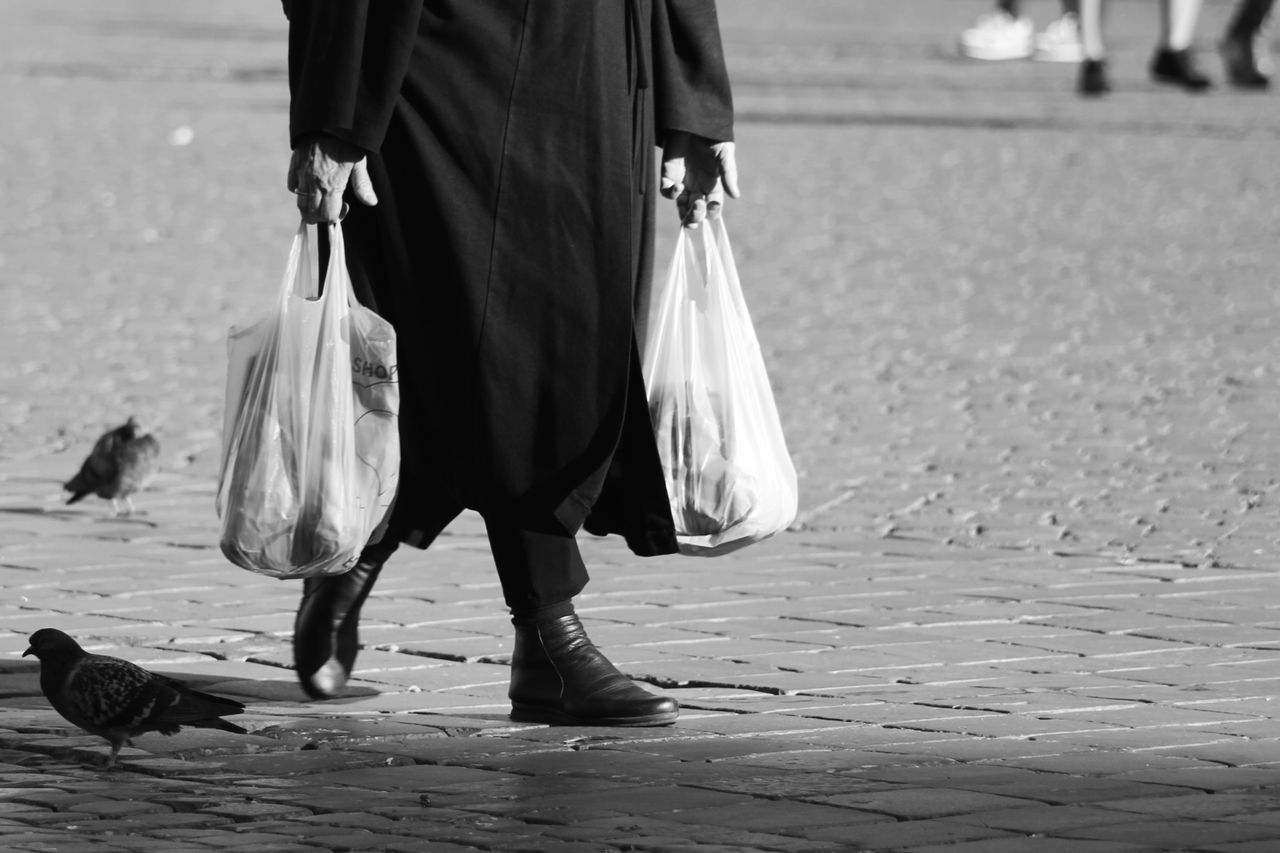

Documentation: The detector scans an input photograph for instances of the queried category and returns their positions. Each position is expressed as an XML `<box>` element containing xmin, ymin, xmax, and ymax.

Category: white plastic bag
<box><xmin>641</xmin><ymin>217</ymin><xmax>798</xmax><ymax>556</ymax></box>
<box><xmin>216</xmin><ymin>222</ymin><xmax>400</xmax><ymax>579</ymax></box>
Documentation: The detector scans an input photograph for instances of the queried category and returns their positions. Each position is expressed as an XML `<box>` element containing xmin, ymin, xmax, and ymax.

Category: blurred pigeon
<box><xmin>23</xmin><ymin>628</ymin><xmax>247</xmax><ymax>768</ymax></box>
<box><xmin>63</xmin><ymin>417</ymin><xmax>160</xmax><ymax>515</ymax></box>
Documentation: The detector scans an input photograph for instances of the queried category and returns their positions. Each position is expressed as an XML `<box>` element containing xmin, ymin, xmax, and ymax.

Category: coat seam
<box><xmin>470</xmin><ymin>0</ymin><xmax>534</xmax><ymax>506</ymax></box>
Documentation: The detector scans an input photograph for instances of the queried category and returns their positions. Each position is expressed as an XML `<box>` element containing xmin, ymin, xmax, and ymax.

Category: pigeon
<box><xmin>22</xmin><ymin>628</ymin><xmax>247</xmax><ymax>768</ymax></box>
<box><xmin>63</xmin><ymin>417</ymin><xmax>161</xmax><ymax>515</ymax></box>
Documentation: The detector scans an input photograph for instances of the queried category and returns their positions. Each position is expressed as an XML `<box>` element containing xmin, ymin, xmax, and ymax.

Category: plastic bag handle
<box><xmin>322</xmin><ymin>222</ymin><xmax>358</xmax><ymax>309</ymax></box>
<box><xmin>279</xmin><ymin>221</ymin><xmax>358</xmax><ymax>305</ymax></box>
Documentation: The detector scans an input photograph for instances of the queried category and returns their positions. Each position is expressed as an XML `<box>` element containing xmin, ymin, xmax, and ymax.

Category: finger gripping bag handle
<box><xmin>217</xmin><ymin>221</ymin><xmax>367</xmax><ymax>578</ymax></box>
<box><xmin>641</xmin><ymin>216</ymin><xmax>798</xmax><ymax>556</ymax></box>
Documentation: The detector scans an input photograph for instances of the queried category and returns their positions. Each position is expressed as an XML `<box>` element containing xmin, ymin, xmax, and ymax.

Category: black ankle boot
<box><xmin>293</xmin><ymin>559</ymin><xmax>384</xmax><ymax>699</ymax></box>
<box><xmin>509</xmin><ymin>614</ymin><xmax>679</xmax><ymax>726</ymax></box>
<box><xmin>1220</xmin><ymin>37</ymin><xmax>1270</xmax><ymax>90</ymax></box>
<box><xmin>1078</xmin><ymin>58</ymin><xmax>1110</xmax><ymax>96</ymax></box>
<box><xmin>1150</xmin><ymin>48</ymin><xmax>1212</xmax><ymax>91</ymax></box>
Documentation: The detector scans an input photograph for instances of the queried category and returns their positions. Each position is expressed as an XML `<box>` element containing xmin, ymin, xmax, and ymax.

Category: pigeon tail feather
<box><xmin>190</xmin><ymin>717</ymin><xmax>249</xmax><ymax>735</ymax></box>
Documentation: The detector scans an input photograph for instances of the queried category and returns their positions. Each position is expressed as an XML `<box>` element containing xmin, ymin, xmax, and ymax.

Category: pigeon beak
<box><xmin>22</xmin><ymin>646</ymin><xmax>33</xmax><ymax>658</ymax></box>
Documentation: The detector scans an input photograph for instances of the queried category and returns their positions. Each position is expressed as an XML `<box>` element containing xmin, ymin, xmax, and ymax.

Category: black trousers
<box><xmin>1227</xmin><ymin>0</ymin><xmax>1275</xmax><ymax>38</ymax></box>
<box><xmin>361</xmin><ymin>509</ymin><xmax>589</xmax><ymax>612</ymax></box>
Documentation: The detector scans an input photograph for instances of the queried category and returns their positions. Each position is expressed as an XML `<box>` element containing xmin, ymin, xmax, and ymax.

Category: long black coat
<box><xmin>286</xmin><ymin>0</ymin><xmax>733</xmax><ymax>556</ymax></box>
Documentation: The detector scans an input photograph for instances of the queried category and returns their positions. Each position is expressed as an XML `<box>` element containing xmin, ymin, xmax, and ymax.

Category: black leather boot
<box><xmin>1078</xmin><ymin>59</ymin><xmax>1110</xmax><ymax>96</ymax></box>
<box><xmin>509</xmin><ymin>613</ymin><xmax>679</xmax><ymax>726</ymax></box>
<box><xmin>1150</xmin><ymin>48</ymin><xmax>1212</xmax><ymax>91</ymax></box>
<box><xmin>293</xmin><ymin>559</ymin><xmax>384</xmax><ymax>699</ymax></box>
<box><xmin>1220</xmin><ymin>37</ymin><xmax>1270</xmax><ymax>90</ymax></box>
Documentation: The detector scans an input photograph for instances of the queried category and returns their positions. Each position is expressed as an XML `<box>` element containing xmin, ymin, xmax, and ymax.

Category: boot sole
<box><xmin>510</xmin><ymin>703</ymin><xmax>678</xmax><ymax>727</ymax></box>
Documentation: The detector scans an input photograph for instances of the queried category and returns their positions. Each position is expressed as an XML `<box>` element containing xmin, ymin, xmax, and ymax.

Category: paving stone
<box><xmin>206</xmin><ymin>835</ymin><xmax>329</xmax><ymax>852</ymax></box>
<box><xmin>1028</xmin><ymin>729</ymin><xmax>1244</xmax><ymax>754</ymax></box>
<box><xmin>619</xmin><ymin>736</ymin><xmax>843</xmax><ymax>764</ymax></box>
<box><xmin>91</xmin><ymin>837</ymin><xmax>204</xmax><ymax>852</ymax></box>
<box><xmin>1096</xmin><ymin>792</ymin><xmax>1280</xmax><ymax>820</ymax></box>
<box><xmin>857</xmin><ymin>763</ymin><xmax>1052</xmax><ymax>792</ymax></box>
<box><xmin>685</xmin><ymin>770</ymin><xmax>894</xmax><ymax>800</ymax></box>
<box><xmin>50</xmin><ymin>813</ymin><xmax>231</xmax><ymax>834</ymax></box>
<box><xmin>814</xmin><ymin>787</ymin><xmax>1042</xmax><ymax>820</ymax></box>
<box><xmin>1115</xmin><ymin>767</ymin><xmax>1280</xmax><ymax>793</ymax></box>
<box><xmin>218</xmin><ymin>819</ymin><xmax>349</xmax><ymax>836</ymax></box>
<box><xmin>863</xmin><ymin>737</ymin><xmax>1080</xmax><ymax>764</ymax></box>
<box><xmin>0</xmin><ymin>801</ymin><xmax>51</xmax><ymax>814</ymax></box>
<box><xmin>70</xmin><ymin>799</ymin><xmax>173</xmax><ymax>818</ymax></box>
<box><xmin>570</xmin><ymin>818</ymin><xmax>853</xmax><ymax>852</ymax></box>
<box><xmin>949</xmin><ymin>803</ymin><xmax>1142</xmax><ymax>834</ymax></box>
<box><xmin>319</xmin><ymin>735</ymin><xmax>556</xmax><ymax>771</ymax></box>
<box><xmin>199</xmin><ymin>802</ymin><xmax>317</xmax><ymax>822</ymax></box>
<box><xmin>800</xmin><ymin>816</ymin><xmax>1021</xmax><ymax>847</ymax></box>
<box><xmin>907</xmin><ymin>839</ymin><xmax>1155</xmax><ymax>853</ymax></box>
<box><xmin>723</xmin><ymin>749</ymin><xmax>942</xmax><ymax>773</ymax></box>
<box><xmin>438</xmin><ymin>745</ymin><xmax>668</xmax><ymax>781</ymax></box>
<box><xmin>124</xmin><ymin>757</ymin><xmax>246</xmax><ymax>776</ymax></box>
<box><xmin>252</xmin><ymin>787</ymin><xmax>425</xmax><ymax>816</ymax></box>
<box><xmin>199</xmin><ymin>830</ymin><xmax>317</xmax><ymax>846</ymax></box>
<box><xmin>297</xmin><ymin>831</ymin><xmax>445</xmax><ymax>852</ymax></box>
<box><xmin>1000</xmin><ymin>751</ymin><xmax>1222</xmax><ymax>777</ymax></box>
<box><xmin>300</xmin><ymin>762</ymin><xmax>523</xmax><ymax>792</ymax></box>
<box><xmin>482</xmin><ymin>784</ymin><xmax>759</xmax><ymax>820</ymax></box>
<box><xmin>0</xmin><ymin>831</ymin><xmax>132</xmax><ymax>851</ymax></box>
<box><xmin>659</xmin><ymin>799</ymin><xmax>890</xmax><ymax>831</ymax></box>
<box><xmin>0</xmin><ymin>810</ymin><xmax>100</xmax><ymax>828</ymax></box>
<box><xmin>189</xmin><ymin>750</ymin><xmax>415</xmax><ymax>778</ymax></box>
<box><xmin>1061</xmin><ymin>819</ymin><xmax>1280</xmax><ymax>848</ymax></box>
<box><xmin>4</xmin><ymin>842</ymin><xmax>136</xmax><ymax>853</ymax></box>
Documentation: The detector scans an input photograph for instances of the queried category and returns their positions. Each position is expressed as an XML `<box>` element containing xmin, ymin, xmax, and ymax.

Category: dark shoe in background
<box><xmin>1078</xmin><ymin>58</ymin><xmax>1111</xmax><ymax>96</ymax></box>
<box><xmin>1150</xmin><ymin>48</ymin><xmax>1213</xmax><ymax>91</ymax></box>
<box><xmin>1220</xmin><ymin>37</ymin><xmax>1270</xmax><ymax>89</ymax></box>
<box><xmin>293</xmin><ymin>559</ymin><xmax>385</xmax><ymax>699</ymax></box>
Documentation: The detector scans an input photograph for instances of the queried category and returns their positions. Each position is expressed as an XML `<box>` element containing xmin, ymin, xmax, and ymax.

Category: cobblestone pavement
<box><xmin>4</xmin><ymin>1</ymin><xmax>1280</xmax><ymax>851</ymax></box>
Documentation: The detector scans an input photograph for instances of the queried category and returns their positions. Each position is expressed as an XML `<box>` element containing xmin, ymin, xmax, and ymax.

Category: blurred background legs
<box><xmin>1150</xmin><ymin>0</ymin><xmax>1212</xmax><ymax>90</ymax></box>
<box><xmin>1037</xmin><ymin>0</ymin><xmax>1085</xmax><ymax>61</ymax></box>
<box><xmin>1077</xmin><ymin>0</ymin><xmax>1110</xmax><ymax>93</ymax></box>
<box><xmin>1220</xmin><ymin>0</ymin><xmax>1274</xmax><ymax>88</ymax></box>
<box><xmin>959</xmin><ymin>0</ymin><xmax>1083</xmax><ymax>62</ymax></box>
<box><xmin>1077</xmin><ymin>0</ymin><xmax>1211</xmax><ymax>94</ymax></box>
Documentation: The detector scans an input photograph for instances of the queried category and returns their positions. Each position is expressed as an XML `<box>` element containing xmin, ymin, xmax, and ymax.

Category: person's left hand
<box><xmin>660</xmin><ymin>131</ymin><xmax>740</xmax><ymax>229</ymax></box>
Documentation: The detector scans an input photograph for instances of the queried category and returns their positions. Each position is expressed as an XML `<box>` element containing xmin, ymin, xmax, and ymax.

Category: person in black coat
<box><xmin>283</xmin><ymin>0</ymin><xmax>739</xmax><ymax>726</ymax></box>
<box><xmin>1220</xmin><ymin>0</ymin><xmax>1274</xmax><ymax>89</ymax></box>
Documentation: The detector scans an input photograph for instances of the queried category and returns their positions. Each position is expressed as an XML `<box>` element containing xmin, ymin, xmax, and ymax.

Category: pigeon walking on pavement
<box><xmin>63</xmin><ymin>417</ymin><xmax>160</xmax><ymax>515</ymax></box>
<box><xmin>23</xmin><ymin>628</ymin><xmax>247</xmax><ymax>768</ymax></box>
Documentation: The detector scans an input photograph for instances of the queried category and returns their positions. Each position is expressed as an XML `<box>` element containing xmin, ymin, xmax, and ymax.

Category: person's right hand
<box><xmin>660</xmin><ymin>131</ymin><xmax>740</xmax><ymax>229</ymax></box>
<box><xmin>287</xmin><ymin>135</ymin><xmax>378</xmax><ymax>223</ymax></box>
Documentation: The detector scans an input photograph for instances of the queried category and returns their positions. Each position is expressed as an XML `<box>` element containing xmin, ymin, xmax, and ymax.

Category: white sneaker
<box><xmin>959</xmin><ymin>11</ymin><xmax>1035</xmax><ymax>61</ymax></box>
<box><xmin>1033</xmin><ymin>13</ymin><xmax>1085</xmax><ymax>63</ymax></box>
